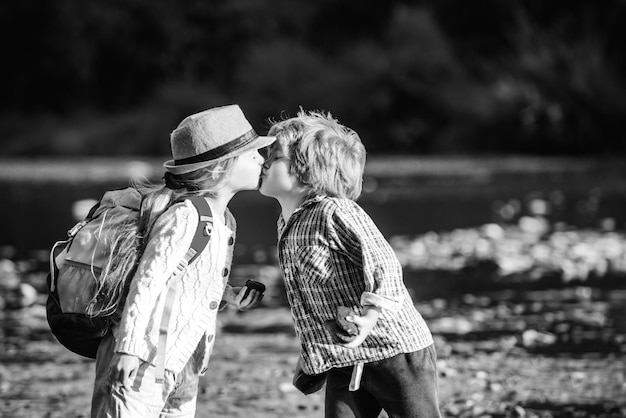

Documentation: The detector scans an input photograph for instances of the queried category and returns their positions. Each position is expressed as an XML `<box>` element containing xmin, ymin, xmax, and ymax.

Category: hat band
<box><xmin>174</xmin><ymin>129</ymin><xmax>258</xmax><ymax>166</ymax></box>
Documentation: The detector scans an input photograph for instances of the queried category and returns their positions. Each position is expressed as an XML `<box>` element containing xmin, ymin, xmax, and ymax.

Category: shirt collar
<box><xmin>300</xmin><ymin>194</ymin><xmax>324</xmax><ymax>208</ymax></box>
<box><xmin>277</xmin><ymin>194</ymin><xmax>325</xmax><ymax>238</ymax></box>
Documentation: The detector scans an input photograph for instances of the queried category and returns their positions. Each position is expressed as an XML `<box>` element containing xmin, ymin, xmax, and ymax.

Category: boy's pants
<box><xmin>91</xmin><ymin>332</ymin><xmax>200</xmax><ymax>418</ymax></box>
<box><xmin>325</xmin><ymin>344</ymin><xmax>441</xmax><ymax>418</ymax></box>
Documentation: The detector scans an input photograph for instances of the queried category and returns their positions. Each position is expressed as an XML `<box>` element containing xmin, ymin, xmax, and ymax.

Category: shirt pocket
<box><xmin>296</xmin><ymin>245</ymin><xmax>334</xmax><ymax>287</ymax></box>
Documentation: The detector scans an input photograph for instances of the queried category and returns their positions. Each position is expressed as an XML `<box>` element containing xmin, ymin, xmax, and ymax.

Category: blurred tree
<box><xmin>472</xmin><ymin>4</ymin><xmax>626</xmax><ymax>154</ymax></box>
<box><xmin>0</xmin><ymin>0</ymin><xmax>625</xmax><ymax>155</ymax></box>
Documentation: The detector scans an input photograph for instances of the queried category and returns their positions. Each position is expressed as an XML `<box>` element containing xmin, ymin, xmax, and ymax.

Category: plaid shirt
<box><xmin>277</xmin><ymin>196</ymin><xmax>434</xmax><ymax>375</ymax></box>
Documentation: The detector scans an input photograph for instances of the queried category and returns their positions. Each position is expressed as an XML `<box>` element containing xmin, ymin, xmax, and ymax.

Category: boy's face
<box><xmin>259</xmin><ymin>142</ymin><xmax>303</xmax><ymax>199</ymax></box>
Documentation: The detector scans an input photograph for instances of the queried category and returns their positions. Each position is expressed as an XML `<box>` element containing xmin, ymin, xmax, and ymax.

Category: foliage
<box><xmin>1</xmin><ymin>0</ymin><xmax>625</xmax><ymax>155</ymax></box>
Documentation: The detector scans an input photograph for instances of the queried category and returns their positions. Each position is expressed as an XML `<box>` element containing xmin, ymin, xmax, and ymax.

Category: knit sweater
<box><xmin>114</xmin><ymin>199</ymin><xmax>235</xmax><ymax>374</ymax></box>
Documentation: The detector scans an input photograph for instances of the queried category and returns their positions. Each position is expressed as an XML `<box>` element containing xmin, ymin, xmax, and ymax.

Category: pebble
<box><xmin>391</xmin><ymin>218</ymin><xmax>626</xmax><ymax>282</ymax></box>
<box><xmin>522</xmin><ymin>329</ymin><xmax>557</xmax><ymax>348</ymax></box>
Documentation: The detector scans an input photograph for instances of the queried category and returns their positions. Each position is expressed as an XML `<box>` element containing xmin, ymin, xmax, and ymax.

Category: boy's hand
<box><xmin>323</xmin><ymin>320</ymin><xmax>357</xmax><ymax>344</ymax></box>
<box><xmin>341</xmin><ymin>305</ymin><xmax>381</xmax><ymax>349</ymax></box>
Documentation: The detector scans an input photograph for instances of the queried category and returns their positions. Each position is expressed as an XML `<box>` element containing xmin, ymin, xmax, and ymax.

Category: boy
<box><xmin>259</xmin><ymin>110</ymin><xmax>441</xmax><ymax>418</ymax></box>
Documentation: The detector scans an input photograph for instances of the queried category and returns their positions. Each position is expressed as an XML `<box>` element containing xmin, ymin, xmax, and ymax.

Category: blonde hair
<box><xmin>268</xmin><ymin>109</ymin><xmax>366</xmax><ymax>200</ymax></box>
<box><xmin>87</xmin><ymin>158</ymin><xmax>236</xmax><ymax>319</ymax></box>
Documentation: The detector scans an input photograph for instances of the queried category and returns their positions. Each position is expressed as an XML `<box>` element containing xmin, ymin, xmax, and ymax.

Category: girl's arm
<box><xmin>110</xmin><ymin>353</ymin><xmax>140</xmax><ymax>387</ymax></box>
<box><xmin>219</xmin><ymin>211</ymin><xmax>263</xmax><ymax>310</ymax></box>
<box><xmin>221</xmin><ymin>284</ymin><xmax>264</xmax><ymax>310</ymax></box>
<box><xmin>114</xmin><ymin>202</ymin><xmax>197</xmax><ymax>358</ymax></box>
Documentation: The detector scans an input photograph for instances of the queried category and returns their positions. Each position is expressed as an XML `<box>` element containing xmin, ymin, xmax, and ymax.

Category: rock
<box><xmin>482</xmin><ymin>223</ymin><xmax>505</xmax><ymax>240</ymax></box>
<box><xmin>335</xmin><ymin>306</ymin><xmax>358</xmax><ymax>336</ymax></box>
<box><xmin>518</xmin><ymin>216</ymin><xmax>550</xmax><ymax>237</ymax></box>
<box><xmin>0</xmin><ymin>259</ymin><xmax>17</xmax><ymax>275</ymax></box>
<box><xmin>0</xmin><ymin>366</ymin><xmax>10</xmax><ymax>394</ymax></box>
<box><xmin>3</xmin><ymin>283</ymin><xmax>38</xmax><ymax>310</ymax></box>
<box><xmin>433</xmin><ymin>335</ymin><xmax>452</xmax><ymax>358</ymax></box>
<box><xmin>475</xmin><ymin>370</ymin><xmax>488</xmax><ymax>380</ymax></box>
<box><xmin>488</xmin><ymin>381</ymin><xmax>503</xmax><ymax>393</ymax></box>
<box><xmin>0</xmin><ymin>266</ymin><xmax>20</xmax><ymax>291</ymax></box>
<box><xmin>278</xmin><ymin>382</ymin><xmax>296</xmax><ymax>393</ymax></box>
<box><xmin>528</xmin><ymin>198</ymin><xmax>550</xmax><ymax>216</ymax></box>
<box><xmin>430</xmin><ymin>317</ymin><xmax>474</xmax><ymax>334</ymax></box>
<box><xmin>450</xmin><ymin>341</ymin><xmax>476</xmax><ymax>356</ymax></box>
<box><xmin>20</xmin><ymin>283</ymin><xmax>38</xmax><ymax>307</ymax></box>
<box><xmin>71</xmin><ymin>199</ymin><xmax>98</xmax><ymax>221</ymax></box>
<box><xmin>324</xmin><ymin>320</ymin><xmax>356</xmax><ymax>344</ymax></box>
<box><xmin>512</xmin><ymin>405</ymin><xmax>526</xmax><ymax>417</ymax></box>
<box><xmin>436</xmin><ymin>359</ymin><xmax>458</xmax><ymax>378</ymax></box>
<box><xmin>242</xmin><ymin>279</ymin><xmax>266</xmax><ymax>299</ymax></box>
<box><xmin>522</xmin><ymin>329</ymin><xmax>557</xmax><ymax>348</ymax></box>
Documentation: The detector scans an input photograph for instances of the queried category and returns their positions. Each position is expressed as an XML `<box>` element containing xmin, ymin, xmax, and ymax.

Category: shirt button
<box><xmin>311</xmin><ymin>355</ymin><xmax>323</xmax><ymax>368</ymax></box>
<box><xmin>222</xmin><ymin>268</ymin><xmax>229</xmax><ymax>277</ymax></box>
<box><xmin>228</xmin><ymin>236</ymin><xmax>234</xmax><ymax>245</ymax></box>
<box><xmin>209</xmin><ymin>301</ymin><xmax>219</xmax><ymax>310</ymax></box>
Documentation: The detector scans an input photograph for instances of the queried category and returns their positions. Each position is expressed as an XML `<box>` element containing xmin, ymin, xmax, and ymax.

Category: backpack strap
<box><xmin>155</xmin><ymin>197</ymin><xmax>213</xmax><ymax>383</ymax></box>
<box><xmin>183</xmin><ymin>197</ymin><xmax>214</xmax><ymax>265</ymax></box>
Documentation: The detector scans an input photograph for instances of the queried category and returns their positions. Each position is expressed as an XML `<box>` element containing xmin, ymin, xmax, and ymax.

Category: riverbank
<box><xmin>1</xmin><ymin>302</ymin><xmax>624</xmax><ymax>418</ymax></box>
<box><xmin>1</xmin><ymin>251</ymin><xmax>625</xmax><ymax>417</ymax></box>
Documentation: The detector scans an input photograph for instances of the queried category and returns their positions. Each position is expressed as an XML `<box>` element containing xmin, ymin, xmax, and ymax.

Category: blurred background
<box><xmin>1</xmin><ymin>0</ymin><xmax>626</xmax><ymax>156</ymax></box>
<box><xmin>1</xmin><ymin>1</ymin><xmax>626</xmax><ymax>417</ymax></box>
<box><xmin>1</xmin><ymin>0</ymin><xmax>626</xmax><ymax>257</ymax></box>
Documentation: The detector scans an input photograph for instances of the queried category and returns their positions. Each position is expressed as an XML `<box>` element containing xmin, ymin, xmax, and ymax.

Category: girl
<box><xmin>91</xmin><ymin>104</ymin><xmax>275</xmax><ymax>417</ymax></box>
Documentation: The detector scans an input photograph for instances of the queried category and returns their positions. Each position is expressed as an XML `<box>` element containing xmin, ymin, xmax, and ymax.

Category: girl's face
<box><xmin>227</xmin><ymin>149</ymin><xmax>265</xmax><ymax>192</ymax></box>
<box><xmin>259</xmin><ymin>143</ymin><xmax>302</xmax><ymax>199</ymax></box>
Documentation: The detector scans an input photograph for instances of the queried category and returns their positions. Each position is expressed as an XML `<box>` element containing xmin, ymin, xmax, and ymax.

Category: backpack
<box><xmin>46</xmin><ymin>187</ymin><xmax>213</xmax><ymax>361</ymax></box>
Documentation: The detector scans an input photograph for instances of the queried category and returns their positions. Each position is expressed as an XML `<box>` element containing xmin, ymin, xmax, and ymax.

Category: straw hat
<box><xmin>163</xmin><ymin>105</ymin><xmax>275</xmax><ymax>174</ymax></box>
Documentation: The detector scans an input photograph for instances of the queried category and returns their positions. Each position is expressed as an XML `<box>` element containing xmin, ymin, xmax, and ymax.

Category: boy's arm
<box><xmin>329</xmin><ymin>203</ymin><xmax>404</xmax><ymax>313</ymax></box>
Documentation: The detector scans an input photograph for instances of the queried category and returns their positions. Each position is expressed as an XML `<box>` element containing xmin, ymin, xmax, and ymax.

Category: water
<box><xmin>2</xmin><ymin>156</ymin><xmax>626</xmax><ymax>263</ymax></box>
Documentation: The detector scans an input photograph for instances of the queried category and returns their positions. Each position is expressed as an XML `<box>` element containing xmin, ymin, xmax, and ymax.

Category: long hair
<box><xmin>86</xmin><ymin>158</ymin><xmax>236</xmax><ymax>319</ymax></box>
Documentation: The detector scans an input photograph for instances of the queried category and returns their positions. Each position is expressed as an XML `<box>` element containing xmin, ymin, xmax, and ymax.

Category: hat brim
<box><xmin>163</xmin><ymin>135</ymin><xmax>276</xmax><ymax>175</ymax></box>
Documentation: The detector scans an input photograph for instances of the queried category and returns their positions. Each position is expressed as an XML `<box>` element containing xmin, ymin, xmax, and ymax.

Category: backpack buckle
<box><xmin>67</xmin><ymin>220</ymin><xmax>89</xmax><ymax>238</ymax></box>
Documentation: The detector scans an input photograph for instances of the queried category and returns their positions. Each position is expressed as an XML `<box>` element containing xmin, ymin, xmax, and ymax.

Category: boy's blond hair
<box><xmin>268</xmin><ymin>109</ymin><xmax>366</xmax><ymax>200</ymax></box>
